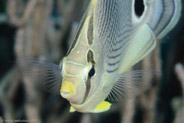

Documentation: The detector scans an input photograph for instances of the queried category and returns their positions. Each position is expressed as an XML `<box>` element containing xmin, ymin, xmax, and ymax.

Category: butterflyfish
<box><xmin>19</xmin><ymin>0</ymin><xmax>182</xmax><ymax>113</ymax></box>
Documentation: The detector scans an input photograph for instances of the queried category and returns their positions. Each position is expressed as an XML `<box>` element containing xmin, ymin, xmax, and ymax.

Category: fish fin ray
<box><xmin>17</xmin><ymin>57</ymin><xmax>62</xmax><ymax>94</ymax></box>
<box><xmin>106</xmin><ymin>70</ymin><xmax>159</xmax><ymax>102</ymax></box>
<box><xmin>149</xmin><ymin>0</ymin><xmax>182</xmax><ymax>39</ymax></box>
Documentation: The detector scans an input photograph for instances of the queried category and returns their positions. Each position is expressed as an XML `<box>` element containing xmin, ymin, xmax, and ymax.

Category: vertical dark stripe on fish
<box><xmin>82</xmin><ymin>50</ymin><xmax>96</xmax><ymax>102</ymax></box>
<box><xmin>82</xmin><ymin>79</ymin><xmax>91</xmax><ymax>103</ymax></box>
<box><xmin>87</xmin><ymin>14</ymin><xmax>94</xmax><ymax>45</ymax></box>
<box><xmin>87</xmin><ymin>50</ymin><xmax>95</xmax><ymax>64</ymax></box>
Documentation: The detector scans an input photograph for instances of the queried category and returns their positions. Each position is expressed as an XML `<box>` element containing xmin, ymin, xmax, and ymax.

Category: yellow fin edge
<box><xmin>69</xmin><ymin>101</ymin><xmax>112</xmax><ymax>113</ymax></box>
<box><xmin>93</xmin><ymin>101</ymin><xmax>112</xmax><ymax>113</ymax></box>
<box><xmin>70</xmin><ymin>106</ymin><xmax>76</xmax><ymax>112</ymax></box>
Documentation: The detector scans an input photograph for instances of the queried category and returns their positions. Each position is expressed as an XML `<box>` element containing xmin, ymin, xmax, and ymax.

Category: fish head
<box><xmin>62</xmin><ymin>48</ymin><xmax>111</xmax><ymax>112</ymax></box>
<box><xmin>60</xmin><ymin>57</ymin><xmax>95</xmax><ymax>104</ymax></box>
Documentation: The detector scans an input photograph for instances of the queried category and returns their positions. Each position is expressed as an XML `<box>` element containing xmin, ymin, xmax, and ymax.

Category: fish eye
<box><xmin>134</xmin><ymin>0</ymin><xmax>145</xmax><ymax>17</ymax></box>
<box><xmin>88</xmin><ymin>68</ymin><xmax>95</xmax><ymax>77</ymax></box>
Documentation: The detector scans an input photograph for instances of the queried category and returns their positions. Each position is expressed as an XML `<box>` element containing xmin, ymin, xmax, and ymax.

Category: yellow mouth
<box><xmin>60</xmin><ymin>81</ymin><xmax>75</xmax><ymax>98</ymax></box>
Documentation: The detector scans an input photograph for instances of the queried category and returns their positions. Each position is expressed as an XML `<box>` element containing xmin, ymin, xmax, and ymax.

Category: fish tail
<box><xmin>149</xmin><ymin>0</ymin><xmax>182</xmax><ymax>39</ymax></box>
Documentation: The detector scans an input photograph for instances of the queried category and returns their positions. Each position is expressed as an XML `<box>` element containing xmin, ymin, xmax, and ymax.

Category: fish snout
<box><xmin>60</xmin><ymin>81</ymin><xmax>76</xmax><ymax>98</ymax></box>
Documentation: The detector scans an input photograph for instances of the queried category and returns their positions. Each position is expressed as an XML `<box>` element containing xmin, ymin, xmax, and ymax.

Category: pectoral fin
<box><xmin>107</xmin><ymin>70</ymin><xmax>159</xmax><ymax>102</ymax></box>
<box><xmin>118</xmin><ymin>24</ymin><xmax>156</xmax><ymax>73</ymax></box>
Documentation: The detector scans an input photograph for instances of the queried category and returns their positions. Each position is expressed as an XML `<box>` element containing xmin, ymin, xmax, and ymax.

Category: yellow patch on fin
<box><xmin>93</xmin><ymin>101</ymin><xmax>112</xmax><ymax>113</ymax></box>
<box><xmin>70</xmin><ymin>106</ymin><xmax>76</xmax><ymax>112</ymax></box>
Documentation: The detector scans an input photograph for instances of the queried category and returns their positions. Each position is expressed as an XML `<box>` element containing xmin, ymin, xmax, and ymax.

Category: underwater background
<box><xmin>0</xmin><ymin>0</ymin><xmax>184</xmax><ymax>123</ymax></box>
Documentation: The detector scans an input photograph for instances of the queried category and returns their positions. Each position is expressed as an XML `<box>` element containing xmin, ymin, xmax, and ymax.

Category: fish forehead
<box><xmin>67</xmin><ymin>17</ymin><xmax>93</xmax><ymax>63</ymax></box>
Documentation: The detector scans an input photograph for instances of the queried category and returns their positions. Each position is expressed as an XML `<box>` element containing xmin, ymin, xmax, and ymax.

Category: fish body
<box><xmin>59</xmin><ymin>0</ymin><xmax>182</xmax><ymax>113</ymax></box>
<box><xmin>19</xmin><ymin>0</ymin><xmax>182</xmax><ymax>113</ymax></box>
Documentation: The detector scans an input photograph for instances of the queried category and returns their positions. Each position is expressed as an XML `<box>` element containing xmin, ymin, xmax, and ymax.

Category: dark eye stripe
<box><xmin>82</xmin><ymin>50</ymin><xmax>96</xmax><ymax>103</ymax></box>
<box><xmin>87</xmin><ymin>50</ymin><xmax>95</xmax><ymax>64</ymax></box>
<box><xmin>87</xmin><ymin>14</ymin><xmax>94</xmax><ymax>45</ymax></box>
